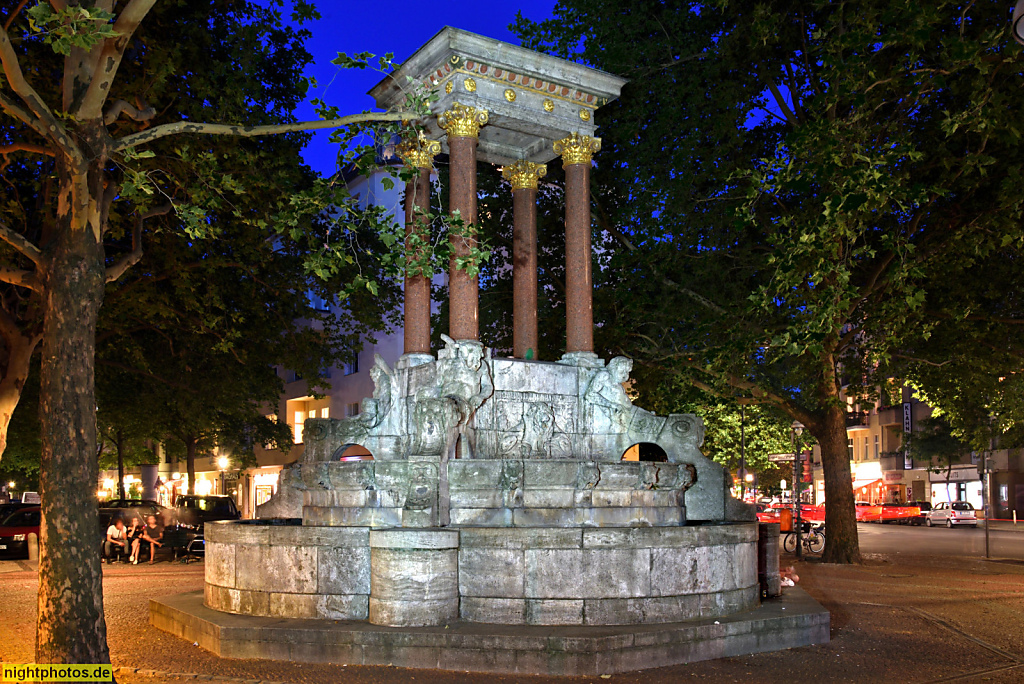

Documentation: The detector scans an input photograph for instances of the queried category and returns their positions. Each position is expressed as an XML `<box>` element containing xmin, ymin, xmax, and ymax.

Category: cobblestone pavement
<box><xmin>1</xmin><ymin>551</ymin><xmax>1023</xmax><ymax>684</ymax></box>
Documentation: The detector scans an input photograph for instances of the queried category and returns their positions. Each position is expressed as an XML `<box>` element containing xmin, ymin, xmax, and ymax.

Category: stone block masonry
<box><xmin>205</xmin><ymin>521</ymin><xmax>758</xmax><ymax>627</ymax></box>
<box><xmin>152</xmin><ymin>586</ymin><xmax>829</xmax><ymax>676</ymax></box>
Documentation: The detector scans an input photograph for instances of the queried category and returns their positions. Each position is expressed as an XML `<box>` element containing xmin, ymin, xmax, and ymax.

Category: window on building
<box><xmin>344</xmin><ymin>355</ymin><xmax>359</xmax><ymax>376</ymax></box>
<box><xmin>847</xmin><ymin>438</ymin><xmax>854</xmax><ymax>461</ymax></box>
<box><xmin>308</xmin><ymin>409</ymin><xmax>318</xmax><ymax>420</ymax></box>
<box><xmin>874</xmin><ymin>435</ymin><xmax>879</xmax><ymax>459</ymax></box>
<box><xmin>320</xmin><ymin>407</ymin><xmax>330</xmax><ymax>419</ymax></box>
<box><xmin>956</xmin><ymin>482</ymin><xmax>967</xmax><ymax>501</ymax></box>
<box><xmin>346</xmin><ymin>402</ymin><xmax>360</xmax><ymax>417</ymax></box>
<box><xmin>864</xmin><ymin>436</ymin><xmax>870</xmax><ymax>460</ymax></box>
<box><xmin>293</xmin><ymin>411</ymin><xmax>304</xmax><ymax>444</ymax></box>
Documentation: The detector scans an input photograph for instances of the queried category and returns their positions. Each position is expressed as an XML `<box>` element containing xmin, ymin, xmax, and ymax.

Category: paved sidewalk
<box><xmin>1</xmin><ymin>552</ymin><xmax>1023</xmax><ymax>683</ymax></box>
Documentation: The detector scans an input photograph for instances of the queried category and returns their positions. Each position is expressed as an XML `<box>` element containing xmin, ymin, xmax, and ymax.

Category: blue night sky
<box><xmin>293</xmin><ymin>0</ymin><xmax>557</xmax><ymax>175</ymax></box>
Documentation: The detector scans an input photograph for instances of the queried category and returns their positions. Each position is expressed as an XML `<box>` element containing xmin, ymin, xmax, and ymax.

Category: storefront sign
<box><xmin>883</xmin><ymin>471</ymin><xmax>904</xmax><ymax>484</ymax></box>
<box><xmin>928</xmin><ymin>467</ymin><xmax>980</xmax><ymax>483</ymax></box>
<box><xmin>903</xmin><ymin>403</ymin><xmax>913</xmax><ymax>433</ymax></box>
<box><xmin>768</xmin><ymin>453</ymin><xmax>793</xmax><ymax>463</ymax></box>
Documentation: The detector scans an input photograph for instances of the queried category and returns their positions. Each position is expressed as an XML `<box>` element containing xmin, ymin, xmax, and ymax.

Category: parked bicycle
<box><xmin>782</xmin><ymin>521</ymin><xmax>825</xmax><ymax>554</ymax></box>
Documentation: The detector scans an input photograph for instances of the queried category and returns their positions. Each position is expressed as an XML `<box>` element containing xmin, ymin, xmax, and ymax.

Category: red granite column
<box><xmin>439</xmin><ymin>104</ymin><xmax>488</xmax><ymax>341</ymax></box>
<box><xmin>398</xmin><ymin>136</ymin><xmax>440</xmax><ymax>356</ymax></box>
<box><xmin>503</xmin><ymin>160</ymin><xmax>547</xmax><ymax>359</ymax></box>
<box><xmin>554</xmin><ymin>133</ymin><xmax>601</xmax><ymax>355</ymax></box>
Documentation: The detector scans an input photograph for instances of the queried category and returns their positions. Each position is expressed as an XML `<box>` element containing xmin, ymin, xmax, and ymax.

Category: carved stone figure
<box><xmin>522</xmin><ymin>402</ymin><xmax>555</xmax><ymax>458</ymax></box>
<box><xmin>499</xmin><ymin>459</ymin><xmax>524</xmax><ymax>508</ymax></box>
<box><xmin>584</xmin><ymin>357</ymin><xmax>634</xmax><ymax>434</ymax></box>
<box><xmin>404</xmin><ymin>463</ymin><xmax>438</xmax><ymax>510</ymax></box>
<box><xmin>366</xmin><ymin>354</ymin><xmax>396</xmax><ymax>430</ymax></box>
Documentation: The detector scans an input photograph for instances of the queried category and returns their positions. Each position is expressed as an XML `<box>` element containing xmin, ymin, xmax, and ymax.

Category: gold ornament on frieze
<box><xmin>438</xmin><ymin>102</ymin><xmax>489</xmax><ymax>139</ymax></box>
<box><xmin>579</xmin><ymin>108</ymin><xmax>591</xmax><ymax>122</ymax></box>
<box><xmin>445</xmin><ymin>81</ymin><xmax>453</xmax><ymax>94</ymax></box>
<box><xmin>397</xmin><ymin>132</ymin><xmax>442</xmax><ymax>169</ymax></box>
<box><xmin>543</xmin><ymin>99</ymin><xmax>554</xmax><ymax>112</ymax></box>
<box><xmin>553</xmin><ymin>132</ymin><xmax>601</xmax><ymax>166</ymax></box>
<box><xmin>504</xmin><ymin>88</ymin><xmax>517</xmax><ymax>102</ymax></box>
<box><xmin>464</xmin><ymin>77</ymin><xmax>477</xmax><ymax>92</ymax></box>
<box><xmin>502</xmin><ymin>160</ymin><xmax>547</xmax><ymax>191</ymax></box>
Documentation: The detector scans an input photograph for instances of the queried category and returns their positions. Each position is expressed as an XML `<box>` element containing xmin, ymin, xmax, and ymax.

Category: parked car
<box><xmin>926</xmin><ymin>501</ymin><xmax>978</xmax><ymax>528</ymax></box>
<box><xmin>0</xmin><ymin>506</ymin><xmax>40</xmax><ymax>559</ymax></box>
<box><xmin>855</xmin><ymin>501</ymin><xmax>880</xmax><ymax>522</ymax></box>
<box><xmin>879</xmin><ymin>503</ymin><xmax>921</xmax><ymax>524</ymax></box>
<box><xmin>98</xmin><ymin>499</ymin><xmax>168</xmax><ymax>534</ymax></box>
<box><xmin>173</xmin><ymin>495</ymin><xmax>240</xmax><ymax>532</ymax></box>
<box><xmin>0</xmin><ymin>501</ymin><xmax>32</xmax><ymax>523</ymax></box>
<box><xmin>909</xmin><ymin>501</ymin><xmax>932</xmax><ymax>525</ymax></box>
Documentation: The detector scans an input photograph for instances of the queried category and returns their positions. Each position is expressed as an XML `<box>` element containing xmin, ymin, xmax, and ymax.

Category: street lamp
<box><xmin>1014</xmin><ymin>1</ymin><xmax>1024</xmax><ymax>46</ymax></box>
<box><xmin>217</xmin><ymin>456</ymin><xmax>229</xmax><ymax>495</ymax></box>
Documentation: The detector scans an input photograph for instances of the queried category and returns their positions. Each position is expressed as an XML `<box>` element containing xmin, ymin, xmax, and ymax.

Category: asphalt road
<box><xmin>857</xmin><ymin>521</ymin><xmax>1024</xmax><ymax>559</ymax></box>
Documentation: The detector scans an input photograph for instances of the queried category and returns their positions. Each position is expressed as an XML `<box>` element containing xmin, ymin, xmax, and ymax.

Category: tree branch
<box><xmin>105</xmin><ymin>204</ymin><xmax>172</xmax><ymax>283</ymax></box>
<box><xmin>112</xmin><ymin>112</ymin><xmax>420</xmax><ymax>151</ymax></box>
<box><xmin>76</xmin><ymin>0</ymin><xmax>158</xmax><ymax>120</ymax></box>
<box><xmin>764</xmin><ymin>77</ymin><xmax>799</xmax><ymax>127</ymax></box>
<box><xmin>3</xmin><ymin>1</ymin><xmax>29</xmax><ymax>32</ymax></box>
<box><xmin>0</xmin><ymin>91</ymin><xmax>49</xmax><ymax>140</ymax></box>
<box><xmin>0</xmin><ymin>143</ymin><xmax>55</xmax><ymax>158</ymax></box>
<box><xmin>0</xmin><ymin>22</ymin><xmax>81</xmax><ymax>160</ymax></box>
<box><xmin>103</xmin><ymin>98</ymin><xmax>156</xmax><ymax>126</ymax></box>
<box><xmin>95</xmin><ymin>359</ymin><xmax>197</xmax><ymax>392</ymax></box>
<box><xmin>0</xmin><ymin>219</ymin><xmax>43</xmax><ymax>267</ymax></box>
<box><xmin>0</xmin><ymin>266</ymin><xmax>41</xmax><ymax>291</ymax></box>
<box><xmin>891</xmin><ymin>353</ymin><xmax>952</xmax><ymax>368</ymax></box>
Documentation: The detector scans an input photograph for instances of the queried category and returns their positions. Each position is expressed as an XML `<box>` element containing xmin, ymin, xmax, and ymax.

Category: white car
<box><xmin>926</xmin><ymin>501</ymin><xmax>978</xmax><ymax>528</ymax></box>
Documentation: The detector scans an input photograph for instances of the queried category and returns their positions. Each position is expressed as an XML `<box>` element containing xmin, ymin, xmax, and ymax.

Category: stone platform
<box><xmin>151</xmin><ymin>587</ymin><xmax>829</xmax><ymax>676</ymax></box>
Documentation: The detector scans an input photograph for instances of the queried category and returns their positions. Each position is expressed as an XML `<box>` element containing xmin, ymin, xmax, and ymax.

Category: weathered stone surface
<box><xmin>235</xmin><ymin>544</ymin><xmax>317</xmax><ymax>594</ymax></box>
<box><xmin>204</xmin><ymin>542</ymin><xmax>235</xmax><ymax>588</ymax></box>
<box><xmin>522</xmin><ymin>489</ymin><xmax>575</xmax><ymax>508</ymax></box>
<box><xmin>371</xmin><ymin>548</ymin><xmax>458</xmax><ymax>601</ymax></box>
<box><xmin>448</xmin><ymin>461</ymin><xmax>503</xmax><ymax>489</ymax></box>
<box><xmin>269</xmin><ymin>525</ymin><xmax>368</xmax><ymax>547</ymax></box>
<box><xmin>319</xmin><ymin>546</ymin><xmax>371</xmax><ymax>595</ymax></box>
<box><xmin>317</xmin><ymin>594</ymin><xmax>369</xmax><ymax>620</ymax></box>
<box><xmin>524</xmin><ymin>548</ymin><xmax>650</xmax><ymax>600</ymax></box>
<box><xmin>449</xmin><ymin>507</ymin><xmax>514</xmax><ymax>527</ymax></box>
<box><xmin>459</xmin><ymin>527</ymin><xmax>582</xmax><ymax>549</ymax></box>
<box><xmin>449</xmin><ymin>490</ymin><xmax>504</xmax><ymax>508</ymax></box>
<box><xmin>269</xmin><ymin>592</ymin><xmax>319</xmax><ymax>619</ymax></box>
<box><xmin>369</xmin><ymin>597</ymin><xmax>458</xmax><ymax>627</ymax></box>
<box><xmin>525</xmin><ymin>599</ymin><xmax>583</xmax><ymax>625</ymax></box>
<box><xmin>459</xmin><ymin>548</ymin><xmax>525</xmax><ymax>597</ymax></box>
<box><xmin>460</xmin><ymin>597</ymin><xmax>527</xmax><ymax>624</ymax></box>
<box><xmin>156</xmin><ymin>584</ymin><xmax>830</xmax><ymax>674</ymax></box>
<box><xmin>369</xmin><ymin>529</ymin><xmax>459</xmax><ymax>549</ymax></box>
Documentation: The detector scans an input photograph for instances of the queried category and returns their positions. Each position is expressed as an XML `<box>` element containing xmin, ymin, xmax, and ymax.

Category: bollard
<box><xmin>27</xmin><ymin>532</ymin><xmax>38</xmax><ymax>561</ymax></box>
<box><xmin>1015</xmin><ymin>510</ymin><xmax>1018</xmax><ymax>526</ymax></box>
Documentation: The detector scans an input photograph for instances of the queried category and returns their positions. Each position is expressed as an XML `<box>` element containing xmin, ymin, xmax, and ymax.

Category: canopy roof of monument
<box><xmin>368</xmin><ymin>26</ymin><xmax>627</xmax><ymax>165</ymax></box>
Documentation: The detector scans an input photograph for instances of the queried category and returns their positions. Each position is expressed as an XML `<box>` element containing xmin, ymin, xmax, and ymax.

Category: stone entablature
<box><xmin>368</xmin><ymin>27</ymin><xmax>627</xmax><ymax>165</ymax></box>
<box><xmin>204</xmin><ymin>521</ymin><xmax>758</xmax><ymax>627</ymax></box>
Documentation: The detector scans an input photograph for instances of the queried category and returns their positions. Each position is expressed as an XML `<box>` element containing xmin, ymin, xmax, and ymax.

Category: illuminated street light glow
<box><xmin>744</xmin><ymin>473</ymin><xmax>754</xmax><ymax>483</ymax></box>
<box><xmin>217</xmin><ymin>456</ymin><xmax>230</xmax><ymax>470</ymax></box>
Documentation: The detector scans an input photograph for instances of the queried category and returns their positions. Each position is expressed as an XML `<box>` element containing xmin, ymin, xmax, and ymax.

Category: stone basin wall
<box><xmin>204</xmin><ymin>521</ymin><xmax>758</xmax><ymax>626</ymax></box>
<box><xmin>302</xmin><ymin>459</ymin><xmax>702</xmax><ymax>529</ymax></box>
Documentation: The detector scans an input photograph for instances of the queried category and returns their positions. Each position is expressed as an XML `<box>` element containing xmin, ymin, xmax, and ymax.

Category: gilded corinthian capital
<box><xmin>502</xmin><ymin>160</ymin><xmax>547</xmax><ymax>191</ymax></box>
<box><xmin>438</xmin><ymin>102</ymin><xmax>489</xmax><ymax>139</ymax></box>
<box><xmin>397</xmin><ymin>133</ymin><xmax>441</xmax><ymax>169</ymax></box>
<box><xmin>553</xmin><ymin>133</ymin><xmax>601</xmax><ymax>166</ymax></box>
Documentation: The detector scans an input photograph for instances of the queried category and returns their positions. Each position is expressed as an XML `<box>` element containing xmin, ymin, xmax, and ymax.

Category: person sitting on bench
<box><xmin>104</xmin><ymin>518</ymin><xmax>128</xmax><ymax>564</ymax></box>
<box><xmin>141</xmin><ymin>514</ymin><xmax>164</xmax><ymax>564</ymax></box>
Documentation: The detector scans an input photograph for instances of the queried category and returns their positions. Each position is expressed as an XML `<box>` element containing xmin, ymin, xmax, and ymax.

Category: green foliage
<box><xmin>514</xmin><ymin>0</ymin><xmax>1024</xmax><ymax>430</ymax></box>
<box><xmin>904</xmin><ymin>416</ymin><xmax>973</xmax><ymax>475</ymax></box>
<box><xmin>26</xmin><ymin>2</ymin><xmax>120</xmax><ymax>55</ymax></box>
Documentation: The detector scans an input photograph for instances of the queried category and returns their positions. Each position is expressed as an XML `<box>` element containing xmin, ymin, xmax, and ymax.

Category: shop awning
<box><xmin>852</xmin><ymin>479</ymin><xmax>882</xmax><ymax>489</ymax></box>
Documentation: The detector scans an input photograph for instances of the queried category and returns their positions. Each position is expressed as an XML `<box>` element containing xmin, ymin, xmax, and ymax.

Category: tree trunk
<box><xmin>35</xmin><ymin>154</ymin><xmax>110</xmax><ymax>662</ymax></box>
<box><xmin>186</xmin><ymin>436</ymin><xmax>197</xmax><ymax>496</ymax></box>
<box><xmin>815</xmin><ymin>402</ymin><xmax>862</xmax><ymax>564</ymax></box>
<box><xmin>0</xmin><ymin>333</ymin><xmax>38</xmax><ymax>458</ymax></box>
<box><xmin>116</xmin><ymin>430</ymin><xmax>126</xmax><ymax>501</ymax></box>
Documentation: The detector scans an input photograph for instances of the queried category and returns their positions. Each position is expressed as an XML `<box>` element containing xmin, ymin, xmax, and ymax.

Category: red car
<box><xmin>0</xmin><ymin>505</ymin><xmax>40</xmax><ymax>559</ymax></box>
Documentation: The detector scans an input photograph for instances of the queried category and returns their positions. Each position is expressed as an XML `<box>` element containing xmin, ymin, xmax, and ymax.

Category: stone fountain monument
<box><xmin>150</xmin><ymin>27</ymin><xmax>829</xmax><ymax>675</ymax></box>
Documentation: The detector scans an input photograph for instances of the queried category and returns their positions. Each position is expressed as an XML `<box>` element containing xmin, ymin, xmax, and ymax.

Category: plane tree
<box><xmin>1</xmin><ymin>0</ymin><xmax>427</xmax><ymax>663</ymax></box>
<box><xmin>516</xmin><ymin>0</ymin><xmax>1024</xmax><ymax>562</ymax></box>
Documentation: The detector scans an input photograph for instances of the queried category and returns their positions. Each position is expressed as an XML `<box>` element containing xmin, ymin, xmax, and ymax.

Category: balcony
<box><xmin>846</xmin><ymin>411</ymin><xmax>870</xmax><ymax>430</ymax></box>
<box><xmin>877</xmin><ymin>405</ymin><xmax>901</xmax><ymax>427</ymax></box>
<box><xmin>880</xmin><ymin>453</ymin><xmax>907</xmax><ymax>471</ymax></box>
